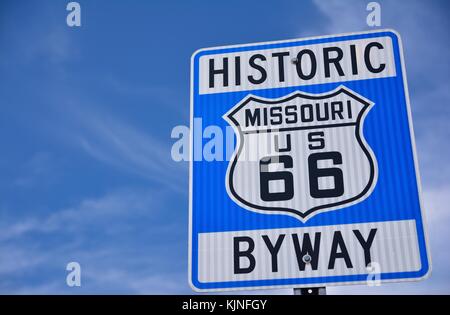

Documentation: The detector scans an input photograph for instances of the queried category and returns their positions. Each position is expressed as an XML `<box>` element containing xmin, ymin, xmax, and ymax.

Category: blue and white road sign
<box><xmin>189</xmin><ymin>29</ymin><xmax>430</xmax><ymax>291</ymax></box>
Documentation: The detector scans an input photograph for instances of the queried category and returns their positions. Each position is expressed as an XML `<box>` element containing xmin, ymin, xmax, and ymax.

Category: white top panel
<box><xmin>198</xmin><ymin>36</ymin><xmax>396</xmax><ymax>94</ymax></box>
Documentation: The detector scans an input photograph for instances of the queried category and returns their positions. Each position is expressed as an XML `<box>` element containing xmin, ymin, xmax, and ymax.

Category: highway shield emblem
<box><xmin>224</xmin><ymin>86</ymin><xmax>378</xmax><ymax>221</ymax></box>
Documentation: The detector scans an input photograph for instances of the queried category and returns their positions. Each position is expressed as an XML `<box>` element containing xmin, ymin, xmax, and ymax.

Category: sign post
<box><xmin>294</xmin><ymin>287</ymin><xmax>326</xmax><ymax>295</ymax></box>
<box><xmin>189</xmin><ymin>29</ymin><xmax>430</xmax><ymax>292</ymax></box>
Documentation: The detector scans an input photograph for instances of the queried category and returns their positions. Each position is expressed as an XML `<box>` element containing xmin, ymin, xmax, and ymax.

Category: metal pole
<box><xmin>293</xmin><ymin>254</ymin><xmax>326</xmax><ymax>295</ymax></box>
<box><xmin>293</xmin><ymin>287</ymin><xmax>326</xmax><ymax>295</ymax></box>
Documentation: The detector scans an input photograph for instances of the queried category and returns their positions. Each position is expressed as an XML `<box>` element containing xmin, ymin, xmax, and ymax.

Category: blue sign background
<box><xmin>190</xmin><ymin>30</ymin><xmax>430</xmax><ymax>290</ymax></box>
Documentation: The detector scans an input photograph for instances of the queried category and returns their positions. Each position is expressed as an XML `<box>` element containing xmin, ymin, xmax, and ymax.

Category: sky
<box><xmin>0</xmin><ymin>0</ymin><xmax>449</xmax><ymax>294</ymax></box>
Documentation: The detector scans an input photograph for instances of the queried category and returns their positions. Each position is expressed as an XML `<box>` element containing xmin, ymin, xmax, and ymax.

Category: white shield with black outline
<box><xmin>224</xmin><ymin>86</ymin><xmax>378</xmax><ymax>222</ymax></box>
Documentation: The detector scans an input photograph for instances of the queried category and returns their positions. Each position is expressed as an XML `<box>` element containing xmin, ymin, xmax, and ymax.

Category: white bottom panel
<box><xmin>198</xmin><ymin>220</ymin><xmax>420</xmax><ymax>283</ymax></box>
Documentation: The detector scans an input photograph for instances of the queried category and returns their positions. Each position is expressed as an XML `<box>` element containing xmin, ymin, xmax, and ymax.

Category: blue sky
<box><xmin>0</xmin><ymin>0</ymin><xmax>449</xmax><ymax>294</ymax></box>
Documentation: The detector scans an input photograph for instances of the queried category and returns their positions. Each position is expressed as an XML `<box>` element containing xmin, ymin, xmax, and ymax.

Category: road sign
<box><xmin>189</xmin><ymin>29</ymin><xmax>431</xmax><ymax>291</ymax></box>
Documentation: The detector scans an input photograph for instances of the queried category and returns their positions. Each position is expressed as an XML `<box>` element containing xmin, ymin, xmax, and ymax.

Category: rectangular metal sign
<box><xmin>189</xmin><ymin>29</ymin><xmax>430</xmax><ymax>291</ymax></box>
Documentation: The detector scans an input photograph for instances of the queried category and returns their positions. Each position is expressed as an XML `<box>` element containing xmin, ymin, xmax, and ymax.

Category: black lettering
<box><xmin>285</xmin><ymin>105</ymin><xmax>298</xmax><ymax>124</ymax></box>
<box><xmin>353</xmin><ymin>229</ymin><xmax>377</xmax><ymax>266</ymax></box>
<box><xmin>274</xmin><ymin>134</ymin><xmax>291</xmax><ymax>153</ymax></box>
<box><xmin>328</xmin><ymin>231</ymin><xmax>353</xmax><ymax>269</ymax></box>
<box><xmin>292</xmin><ymin>233</ymin><xmax>321</xmax><ymax>271</ymax></box>
<box><xmin>272</xmin><ymin>52</ymin><xmax>290</xmax><ymax>82</ymax></box>
<box><xmin>309</xmin><ymin>152</ymin><xmax>344</xmax><ymax>198</ymax></box>
<box><xmin>300</xmin><ymin>104</ymin><xmax>314</xmax><ymax>122</ymax></box>
<box><xmin>269</xmin><ymin>106</ymin><xmax>283</xmax><ymax>125</ymax></box>
<box><xmin>350</xmin><ymin>44</ymin><xmax>358</xmax><ymax>75</ymax></box>
<box><xmin>260</xmin><ymin>155</ymin><xmax>294</xmax><ymax>202</ymax></box>
<box><xmin>365</xmin><ymin>42</ymin><xmax>386</xmax><ymax>73</ymax></box>
<box><xmin>316</xmin><ymin>102</ymin><xmax>329</xmax><ymax>121</ymax></box>
<box><xmin>295</xmin><ymin>50</ymin><xmax>317</xmax><ymax>80</ymax></box>
<box><xmin>263</xmin><ymin>107</ymin><xmax>268</xmax><ymax>125</ymax></box>
<box><xmin>235</xmin><ymin>56</ymin><xmax>241</xmax><ymax>86</ymax></box>
<box><xmin>245</xmin><ymin>108</ymin><xmax>260</xmax><ymax>127</ymax></box>
<box><xmin>248</xmin><ymin>54</ymin><xmax>267</xmax><ymax>84</ymax></box>
<box><xmin>262</xmin><ymin>234</ymin><xmax>285</xmax><ymax>272</ymax></box>
<box><xmin>233</xmin><ymin>236</ymin><xmax>256</xmax><ymax>274</ymax></box>
<box><xmin>331</xmin><ymin>101</ymin><xmax>344</xmax><ymax>120</ymax></box>
<box><xmin>347</xmin><ymin>100</ymin><xmax>353</xmax><ymax>119</ymax></box>
<box><xmin>323</xmin><ymin>47</ymin><xmax>344</xmax><ymax>78</ymax></box>
<box><xmin>209</xmin><ymin>58</ymin><xmax>228</xmax><ymax>88</ymax></box>
<box><xmin>308</xmin><ymin>131</ymin><xmax>325</xmax><ymax>150</ymax></box>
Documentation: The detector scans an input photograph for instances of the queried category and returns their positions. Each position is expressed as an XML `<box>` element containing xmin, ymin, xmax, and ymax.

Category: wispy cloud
<box><xmin>12</xmin><ymin>152</ymin><xmax>56</xmax><ymax>188</ymax></box>
<box><xmin>309</xmin><ymin>0</ymin><xmax>450</xmax><ymax>294</ymax></box>
<box><xmin>1</xmin><ymin>0</ymin><xmax>448</xmax><ymax>295</ymax></box>
<box><xmin>329</xmin><ymin>186</ymin><xmax>450</xmax><ymax>294</ymax></box>
<box><xmin>311</xmin><ymin>0</ymin><xmax>368</xmax><ymax>35</ymax></box>
<box><xmin>0</xmin><ymin>17</ymin><xmax>76</xmax><ymax>71</ymax></box>
<box><xmin>0</xmin><ymin>187</ymin><xmax>187</xmax><ymax>294</ymax></box>
<box><xmin>105</xmin><ymin>76</ymin><xmax>189</xmax><ymax>121</ymax></box>
<box><xmin>46</xmin><ymin>98</ymin><xmax>188</xmax><ymax>194</ymax></box>
<box><xmin>311</xmin><ymin>0</ymin><xmax>450</xmax><ymax>186</ymax></box>
<box><xmin>75</xmin><ymin>112</ymin><xmax>176</xmax><ymax>181</ymax></box>
<box><xmin>0</xmin><ymin>187</ymin><xmax>175</xmax><ymax>240</ymax></box>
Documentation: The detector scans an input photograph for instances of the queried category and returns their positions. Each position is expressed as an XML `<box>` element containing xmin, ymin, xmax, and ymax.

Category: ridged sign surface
<box><xmin>189</xmin><ymin>29</ymin><xmax>430</xmax><ymax>291</ymax></box>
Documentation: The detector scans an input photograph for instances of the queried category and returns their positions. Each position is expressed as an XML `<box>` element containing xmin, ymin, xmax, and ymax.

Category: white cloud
<box><xmin>312</xmin><ymin>0</ymin><xmax>450</xmax><ymax>83</ymax></box>
<box><xmin>55</xmin><ymin>102</ymin><xmax>188</xmax><ymax>194</ymax></box>
<box><xmin>12</xmin><ymin>152</ymin><xmax>56</xmax><ymax>188</ymax></box>
<box><xmin>0</xmin><ymin>188</ymin><xmax>187</xmax><ymax>293</ymax></box>
<box><xmin>311</xmin><ymin>0</ymin><xmax>367</xmax><ymax>34</ymax></box>
<box><xmin>1</xmin><ymin>0</ymin><xmax>448</xmax><ymax>295</ymax></box>
<box><xmin>306</xmin><ymin>0</ymin><xmax>450</xmax><ymax>294</ymax></box>
<box><xmin>327</xmin><ymin>185</ymin><xmax>450</xmax><ymax>294</ymax></box>
<box><xmin>0</xmin><ymin>188</ymin><xmax>173</xmax><ymax>241</ymax></box>
<box><xmin>105</xmin><ymin>76</ymin><xmax>189</xmax><ymax>121</ymax></box>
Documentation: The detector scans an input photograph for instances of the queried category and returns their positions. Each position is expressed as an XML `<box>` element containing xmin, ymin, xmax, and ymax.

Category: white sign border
<box><xmin>188</xmin><ymin>29</ymin><xmax>432</xmax><ymax>292</ymax></box>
